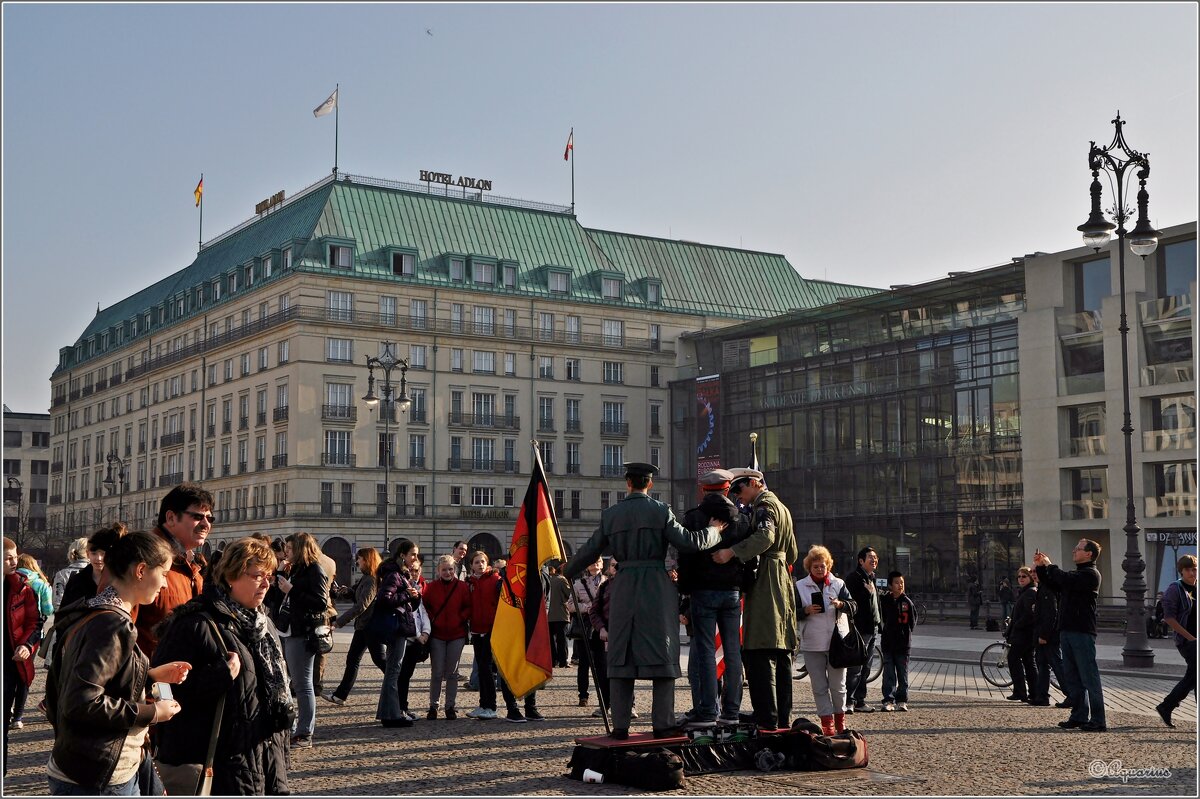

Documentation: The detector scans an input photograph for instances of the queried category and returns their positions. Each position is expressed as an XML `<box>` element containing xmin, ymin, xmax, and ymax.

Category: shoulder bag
<box><xmin>827</xmin><ymin>606</ymin><xmax>867</xmax><ymax>670</ymax></box>
<box><xmin>154</xmin><ymin>615</ymin><xmax>228</xmax><ymax>796</ymax></box>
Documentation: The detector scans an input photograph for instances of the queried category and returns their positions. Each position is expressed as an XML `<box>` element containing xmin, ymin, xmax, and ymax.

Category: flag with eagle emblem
<box><xmin>491</xmin><ymin>450</ymin><xmax>564</xmax><ymax>698</ymax></box>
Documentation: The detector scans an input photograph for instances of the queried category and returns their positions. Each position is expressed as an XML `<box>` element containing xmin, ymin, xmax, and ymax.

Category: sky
<box><xmin>2</xmin><ymin>2</ymin><xmax>1197</xmax><ymax>414</ymax></box>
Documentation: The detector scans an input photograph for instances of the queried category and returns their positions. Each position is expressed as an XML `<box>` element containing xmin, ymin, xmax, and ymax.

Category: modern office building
<box><xmin>46</xmin><ymin>171</ymin><xmax>875</xmax><ymax>577</ymax></box>
<box><xmin>1020</xmin><ymin>221</ymin><xmax>1196</xmax><ymax>597</ymax></box>
<box><xmin>2</xmin><ymin>405</ymin><xmax>52</xmax><ymax>551</ymax></box>
<box><xmin>670</xmin><ymin>222</ymin><xmax>1197</xmax><ymax>596</ymax></box>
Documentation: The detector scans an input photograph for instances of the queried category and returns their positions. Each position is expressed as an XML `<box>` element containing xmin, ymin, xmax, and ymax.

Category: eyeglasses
<box><xmin>183</xmin><ymin>510</ymin><xmax>215</xmax><ymax>524</ymax></box>
<box><xmin>1017</xmin><ymin>574</ymin><xmax>1031</xmax><ymax>579</ymax></box>
<box><xmin>242</xmin><ymin>570</ymin><xmax>274</xmax><ymax>584</ymax></box>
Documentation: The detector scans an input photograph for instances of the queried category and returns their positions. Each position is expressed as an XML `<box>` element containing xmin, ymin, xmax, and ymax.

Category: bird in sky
<box><xmin>426</xmin><ymin>28</ymin><xmax>433</xmax><ymax>36</ymax></box>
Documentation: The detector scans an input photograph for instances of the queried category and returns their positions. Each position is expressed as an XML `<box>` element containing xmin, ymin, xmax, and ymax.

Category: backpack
<box><xmin>780</xmin><ymin>726</ymin><xmax>869</xmax><ymax>771</ymax></box>
<box><xmin>610</xmin><ymin>749</ymin><xmax>685</xmax><ymax>791</ymax></box>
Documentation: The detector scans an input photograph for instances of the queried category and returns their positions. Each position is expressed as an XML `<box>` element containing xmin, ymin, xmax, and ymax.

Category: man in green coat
<box><xmin>713</xmin><ymin>469</ymin><xmax>798</xmax><ymax>730</ymax></box>
<box><xmin>564</xmin><ymin>463</ymin><xmax>725</xmax><ymax>740</ymax></box>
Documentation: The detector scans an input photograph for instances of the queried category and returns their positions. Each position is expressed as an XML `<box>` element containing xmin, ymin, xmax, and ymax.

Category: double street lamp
<box><xmin>1075</xmin><ymin>112</ymin><xmax>1160</xmax><ymax>667</ymax></box>
<box><xmin>362</xmin><ymin>342</ymin><xmax>411</xmax><ymax>555</ymax></box>
<box><xmin>102</xmin><ymin>451</ymin><xmax>128</xmax><ymax>522</ymax></box>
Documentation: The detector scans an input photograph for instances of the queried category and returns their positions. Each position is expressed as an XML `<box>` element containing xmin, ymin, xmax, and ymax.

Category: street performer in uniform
<box><xmin>564</xmin><ymin>462</ymin><xmax>725</xmax><ymax>740</ymax></box>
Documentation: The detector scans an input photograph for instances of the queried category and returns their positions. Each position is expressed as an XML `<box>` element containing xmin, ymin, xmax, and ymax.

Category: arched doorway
<box><xmin>321</xmin><ymin>536</ymin><xmax>353</xmax><ymax>588</ymax></box>
<box><xmin>468</xmin><ymin>533</ymin><xmax>503</xmax><ymax>564</ymax></box>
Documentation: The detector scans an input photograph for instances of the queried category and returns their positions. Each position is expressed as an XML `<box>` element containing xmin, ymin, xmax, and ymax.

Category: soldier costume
<box><xmin>563</xmin><ymin>463</ymin><xmax>723</xmax><ymax>739</ymax></box>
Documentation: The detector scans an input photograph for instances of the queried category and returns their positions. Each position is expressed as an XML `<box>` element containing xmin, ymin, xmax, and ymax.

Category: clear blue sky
<box><xmin>3</xmin><ymin>2</ymin><xmax>1197</xmax><ymax>414</ymax></box>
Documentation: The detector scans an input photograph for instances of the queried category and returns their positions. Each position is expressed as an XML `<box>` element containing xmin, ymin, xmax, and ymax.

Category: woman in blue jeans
<box><xmin>276</xmin><ymin>532</ymin><xmax>331</xmax><ymax>749</ymax></box>
<box><xmin>376</xmin><ymin>539</ymin><xmax>423</xmax><ymax>726</ymax></box>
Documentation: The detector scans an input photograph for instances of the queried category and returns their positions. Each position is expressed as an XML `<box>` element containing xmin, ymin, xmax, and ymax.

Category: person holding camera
<box><xmin>152</xmin><ymin>537</ymin><xmax>294</xmax><ymax>795</ymax></box>
<box><xmin>274</xmin><ymin>532</ymin><xmax>332</xmax><ymax>749</ymax></box>
<box><xmin>795</xmin><ymin>545</ymin><xmax>855</xmax><ymax>736</ymax></box>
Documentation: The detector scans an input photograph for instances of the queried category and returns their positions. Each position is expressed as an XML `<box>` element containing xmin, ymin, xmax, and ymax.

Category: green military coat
<box><xmin>731</xmin><ymin>489</ymin><xmax>799</xmax><ymax>651</ymax></box>
<box><xmin>564</xmin><ymin>492</ymin><xmax>721</xmax><ymax>679</ymax></box>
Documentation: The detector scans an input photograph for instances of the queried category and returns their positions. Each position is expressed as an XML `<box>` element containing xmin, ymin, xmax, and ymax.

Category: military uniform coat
<box><xmin>730</xmin><ymin>489</ymin><xmax>799</xmax><ymax>651</ymax></box>
<box><xmin>564</xmin><ymin>492</ymin><xmax>720</xmax><ymax>679</ymax></box>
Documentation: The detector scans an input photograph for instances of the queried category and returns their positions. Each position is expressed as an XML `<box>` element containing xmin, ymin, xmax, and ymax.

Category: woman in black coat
<box><xmin>1004</xmin><ymin>567</ymin><xmax>1037</xmax><ymax>702</ymax></box>
<box><xmin>153</xmin><ymin>537</ymin><xmax>294</xmax><ymax>795</ymax></box>
<box><xmin>275</xmin><ymin>532</ymin><xmax>331</xmax><ymax>748</ymax></box>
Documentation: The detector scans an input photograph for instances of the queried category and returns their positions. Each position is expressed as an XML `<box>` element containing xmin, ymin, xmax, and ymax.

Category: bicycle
<box><xmin>908</xmin><ymin>595</ymin><xmax>930</xmax><ymax>626</ymax></box>
<box><xmin>795</xmin><ymin>644</ymin><xmax>883</xmax><ymax>683</ymax></box>
<box><xmin>979</xmin><ymin>640</ymin><xmax>1060</xmax><ymax>691</ymax></box>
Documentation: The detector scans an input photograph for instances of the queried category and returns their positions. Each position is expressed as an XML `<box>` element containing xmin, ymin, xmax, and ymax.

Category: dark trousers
<box><xmin>3</xmin><ymin>666</ymin><xmax>18</xmax><ymax>776</ymax></box>
<box><xmin>743</xmin><ymin>648</ymin><xmax>792</xmax><ymax>728</ymax></box>
<box><xmin>845</xmin><ymin>633</ymin><xmax>876</xmax><ymax>706</ymax></box>
<box><xmin>578</xmin><ymin>631</ymin><xmax>606</xmax><ymax>701</ymax></box>
<box><xmin>1034</xmin><ymin>641</ymin><xmax>1065</xmax><ymax>702</ymax></box>
<box><xmin>334</xmin><ymin>627</ymin><xmax>387</xmax><ymax>700</ymax></box>
<box><xmin>313</xmin><ymin>650</ymin><xmax>327</xmax><ymax>695</ymax></box>
<box><xmin>396</xmin><ymin>638</ymin><xmax>423</xmax><ymax>712</ymax></box>
<box><xmin>969</xmin><ymin>604</ymin><xmax>981</xmax><ymax>629</ymax></box>
<box><xmin>549</xmin><ymin>621</ymin><xmax>568</xmax><ymax>668</ymax></box>
<box><xmin>1162</xmin><ymin>640</ymin><xmax>1197</xmax><ymax>711</ymax></box>
<box><xmin>472</xmin><ymin>632</ymin><xmax>501</xmax><ymax>710</ymax></box>
<box><xmin>1006</xmin><ymin>641</ymin><xmax>1035</xmax><ymax>699</ymax></box>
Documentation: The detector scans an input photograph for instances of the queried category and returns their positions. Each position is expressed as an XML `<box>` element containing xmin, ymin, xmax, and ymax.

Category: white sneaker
<box><xmin>466</xmin><ymin>707</ymin><xmax>497</xmax><ymax>719</ymax></box>
<box><xmin>591</xmin><ymin>708</ymin><xmax>605</xmax><ymax>718</ymax></box>
<box><xmin>630</xmin><ymin>711</ymin><xmax>640</xmax><ymax>720</ymax></box>
<box><xmin>882</xmin><ymin>702</ymin><xmax>896</xmax><ymax>712</ymax></box>
<box><xmin>9</xmin><ymin>719</ymin><xmax>23</xmax><ymax>730</ymax></box>
<box><xmin>320</xmin><ymin>693</ymin><xmax>345</xmax><ymax>706</ymax></box>
<box><xmin>897</xmin><ymin>703</ymin><xmax>909</xmax><ymax>712</ymax></box>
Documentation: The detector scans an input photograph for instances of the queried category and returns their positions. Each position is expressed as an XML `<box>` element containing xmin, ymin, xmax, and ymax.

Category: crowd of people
<box><xmin>3</xmin><ymin>467</ymin><xmax>1196</xmax><ymax>794</ymax></box>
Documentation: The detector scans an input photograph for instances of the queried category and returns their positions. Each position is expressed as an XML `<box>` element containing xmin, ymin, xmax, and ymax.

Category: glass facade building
<box><xmin>671</xmin><ymin>264</ymin><xmax>1025</xmax><ymax>592</ymax></box>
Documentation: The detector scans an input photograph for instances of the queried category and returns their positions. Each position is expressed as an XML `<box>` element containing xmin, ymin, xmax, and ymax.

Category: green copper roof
<box><xmin>60</xmin><ymin>173</ymin><xmax>880</xmax><ymax>372</ymax></box>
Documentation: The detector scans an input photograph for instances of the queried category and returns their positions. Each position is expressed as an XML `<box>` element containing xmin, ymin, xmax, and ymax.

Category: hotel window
<box><xmin>329</xmin><ymin>245</ymin><xmax>352</xmax><ymax>269</ymax></box>
<box><xmin>566</xmin><ymin>315</ymin><xmax>580</xmax><ymax>343</ymax></box>
<box><xmin>566</xmin><ymin>358</ymin><xmax>581</xmax><ymax>381</ymax></box>
<box><xmin>504</xmin><ymin>309</ymin><xmax>517</xmax><ymax>336</ymax></box>
<box><xmin>503</xmin><ymin>264</ymin><xmax>517</xmax><ymax>289</ymax></box>
<box><xmin>603</xmin><ymin>444</ymin><xmax>624</xmax><ymax>472</ymax></box>
<box><xmin>504</xmin><ymin>487</ymin><xmax>515</xmax><ymax>506</ymax></box>
<box><xmin>566</xmin><ymin>398</ymin><xmax>581</xmax><ymax>431</ymax></box>
<box><xmin>409</xmin><ymin>434</ymin><xmax>426</xmax><ymax>467</ymax></box>
<box><xmin>600</xmin><ymin>491</ymin><xmax>610</xmax><ymax>510</ymax></box>
<box><xmin>279</xmin><ymin>293</ymin><xmax>290</xmax><ymax>312</ymax></box>
<box><xmin>224</xmin><ymin>359</ymin><xmax>233</xmax><ymax>381</ymax></box>
<box><xmin>602</xmin><ymin>319</ymin><xmax>624</xmax><ymax>346</ymax></box>
<box><xmin>392</xmin><ymin>252</ymin><xmax>416</xmax><ymax>276</ymax></box>
<box><xmin>410</xmin><ymin>344</ymin><xmax>427</xmax><ymax>369</ymax></box>
<box><xmin>276</xmin><ymin>383</ymin><xmax>289</xmax><ymax>412</ymax></box>
<box><xmin>262</xmin><ymin>255</ymin><xmax>272</xmax><ymax>278</ymax></box>
<box><xmin>602</xmin><ymin>277</ymin><xmax>623</xmax><ymax>299</ymax></box>
<box><xmin>646</xmin><ymin>281</ymin><xmax>661</xmax><ymax>304</ymax></box>
<box><xmin>603</xmin><ymin>361</ymin><xmax>624</xmax><ymax>384</ymax></box>
<box><xmin>282</xmin><ymin>248</ymin><xmax>292</xmax><ymax>271</ymax></box>
<box><xmin>504</xmin><ymin>353</ymin><xmax>515</xmax><ymax>376</ymax></box>
<box><xmin>324</xmin><ymin>430</ymin><xmax>352</xmax><ymax>465</ymax></box>
<box><xmin>278</xmin><ymin>340</ymin><xmax>289</xmax><ymax>364</ymax></box>
<box><xmin>451</xmin><ymin>348</ymin><xmax>464</xmax><ymax>372</ymax></box>
<box><xmin>473</xmin><ymin>351</ymin><xmax>495</xmax><ymax>374</ymax></box>
<box><xmin>244</xmin><ymin>265</ymin><xmax>254</xmax><ymax>287</ymax></box>
<box><xmin>328</xmin><ymin>291</ymin><xmax>353</xmax><ymax>322</ymax></box>
<box><xmin>538</xmin><ymin>397</ymin><xmax>554</xmax><ymax>430</ymax></box>
<box><xmin>327</xmin><ymin>338</ymin><xmax>353</xmax><ymax>362</ymax></box>
<box><xmin>472</xmin><ymin>438</ymin><xmax>494</xmax><ymax>469</ymax></box>
<box><xmin>228</xmin><ymin>273</ymin><xmax>238</xmax><ymax>294</ymax></box>
<box><xmin>450</xmin><ymin>486</ymin><xmax>462</xmax><ymax>506</ymax></box>
<box><xmin>473</xmin><ymin>261</ymin><xmax>495</xmax><ymax>285</ymax></box>
<box><xmin>241</xmin><ymin>354</ymin><xmax>250</xmax><ymax>376</ymax></box>
<box><xmin>538</xmin><ymin>440</ymin><xmax>554</xmax><ymax>472</ymax></box>
<box><xmin>650</xmin><ymin>447</ymin><xmax>660</xmax><ymax>468</ymax></box>
<box><xmin>549</xmin><ymin>272</ymin><xmax>570</xmax><ymax>294</ymax></box>
<box><xmin>650</xmin><ymin>324</ymin><xmax>662</xmax><ymax>350</ymax></box>
<box><xmin>473</xmin><ymin>306</ymin><xmax>494</xmax><ymax>335</ymax></box>
<box><xmin>650</xmin><ymin>365</ymin><xmax>660</xmax><ymax>387</ymax></box>
<box><xmin>472</xmin><ymin>487</ymin><xmax>495</xmax><ymax>507</ymax></box>
<box><xmin>567</xmin><ymin>442</ymin><xmax>581</xmax><ymax>473</ymax></box>
<box><xmin>410</xmin><ymin>299</ymin><xmax>428</xmax><ymax>329</ymax></box>
<box><xmin>539</xmin><ymin>312</ymin><xmax>555</xmax><ymax>341</ymax></box>
<box><xmin>409</xmin><ymin>388</ymin><xmax>427</xmax><ymax>422</ymax></box>
<box><xmin>539</xmin><ymin>356</ymin><xmax>554</xmax><ymax>379</ymax></box>
<box><xmin>451</xmin><ymin>303</ymin><xmax>463</xmax><ymax>333</ymax></box>
<box><xmin>213</xmin><ymin>280</ymin><xmax>222</xmax><ymax>301</ymax></box>
<box><xmin>450</xmin><ymin>258</ymin><xmax>465</xmax><ymax>282</ymax></box>
<box><xmin>380</xmin><ymin>296</ymin><xmax>397</xmax><ymax>325</ymax></box>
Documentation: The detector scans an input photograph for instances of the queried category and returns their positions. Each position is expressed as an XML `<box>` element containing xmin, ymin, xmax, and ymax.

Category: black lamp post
<box><xmin>363</xmin><ymin>342</ymin><xmax>411</xmax><ymax>555</ymax></box>
<box><xmin>102</xmin><ymin>451</ymin><xmax>128</xmax><ymax>522</ymax></box>
<box><xmin>4</xmin><ymin>477</ymin><xmax>22</xmax><ymax>540</ymax></box>
<box><xmin>1076</xmin><ymin>112</ymin><xmax>1160</xmax><ymax>667</ymax></box>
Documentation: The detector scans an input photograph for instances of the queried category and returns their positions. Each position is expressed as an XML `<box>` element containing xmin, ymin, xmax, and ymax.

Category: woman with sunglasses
<box><xmin>1004</xmin><ymin>567</ymin><xmax>1038</xmax><ymax>703</ymax></box>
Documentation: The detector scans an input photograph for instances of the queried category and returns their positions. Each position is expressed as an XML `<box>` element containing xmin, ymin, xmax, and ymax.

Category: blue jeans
<box><xmin>881</xmin><ymin>651</ymin><xmax>909</xmax><ymax>703</ymax></box>
<box><xmin>1034</xmin><ymin>641</ymin><xmax>1064</xmax><ymax>702</ymax></box>
<box><xmin>846</xmin><ymin>632</ymin><xmax>877</xmax><ymax>706</ymax></box>
<box><xmin>283</xmin><ymin>635</ymin><xmax>317</xmax><ymax>736</ymax></box>
<box><xmin>376</xmin><ymin>635</ymin><xmax>410</xmax><ymax>721</ymax></box>
<box><xmin>48</xmin><ymin>752</ymin><xmax>161</xmax><ymax>795</ymax></box>
<box><xmin>1059</xmin><ymin>630</ymin><xmax>1105</xmax><ymax>725</ymax></box>
<box><xmin>687</xmin><ymin>589</ymin><xmax>743</xmax><ymax>721</ymax></box>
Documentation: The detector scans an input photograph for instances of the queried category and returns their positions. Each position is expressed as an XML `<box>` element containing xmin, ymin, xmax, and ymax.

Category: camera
<box><xmin>151</xmin><ymin>682</ymin><xmax>174</xmax><ymax>702</ymax></box>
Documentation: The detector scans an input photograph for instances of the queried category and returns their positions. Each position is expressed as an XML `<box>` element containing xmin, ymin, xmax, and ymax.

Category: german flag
<box><xmin>194</xmin><ymin>176</ymin><xmax>204</xmax><ymax>207</ymax></box>
<box><xmin>492</xmin><ymin>453</ymin><xmax>563</xmax><ymax>698</ymax></box>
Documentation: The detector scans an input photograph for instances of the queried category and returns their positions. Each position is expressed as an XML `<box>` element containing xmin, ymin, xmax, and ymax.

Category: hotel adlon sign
<box><xmin>419</xmin><ymin>170</ymin><xmax>493</xmax><ymax>192</ymax></box>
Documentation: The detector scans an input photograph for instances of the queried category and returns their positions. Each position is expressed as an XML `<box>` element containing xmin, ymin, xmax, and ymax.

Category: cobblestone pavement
<box><xmin>4</xmin><ymin>640</ymin><xmax>1195</xmax><ymax>796</ymax></box>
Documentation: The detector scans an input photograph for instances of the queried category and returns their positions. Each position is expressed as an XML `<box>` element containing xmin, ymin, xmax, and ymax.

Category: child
<box><xmin>879</xmin><ymin>570</ymin><xmax>915</xmax><ymax>712</ymax></box>
<box><xmin>423</xmin><ymin>554</ymin><xmax>471</xmax><ymax>719</ymax></box>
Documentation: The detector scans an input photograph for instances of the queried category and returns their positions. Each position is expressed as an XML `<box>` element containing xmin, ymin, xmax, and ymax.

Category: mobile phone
<box><xmin>810</xmin><ymin>591</ymin><xmax>825</xmax><ymax>610</ymax></box>
<box><xmin>152</xmin><ymin>682</ymin><xmax>174</xmax><ymax>702</ymax></box>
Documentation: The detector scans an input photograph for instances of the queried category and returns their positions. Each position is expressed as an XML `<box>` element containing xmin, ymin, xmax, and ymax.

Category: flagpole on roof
<box><xmin>334</xmin><ymin>83</ymin><xmax>339</xmax><ymax>175</ymax></box>
<box><xmin>197</xmin><ymin>173</ymin><xmax>204</xmax><ymax>253</ymax></box>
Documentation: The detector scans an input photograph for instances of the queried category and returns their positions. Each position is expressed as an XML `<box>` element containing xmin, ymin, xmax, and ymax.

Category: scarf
<box><xmin>212</xmin><ymin>584</ymin><xmax>293</xmax><ymax>716</ymax></box>
<box><xmin>87</xmin><ymin>584</ymin><xmax>125</xmax><ymax>610</ymax></box>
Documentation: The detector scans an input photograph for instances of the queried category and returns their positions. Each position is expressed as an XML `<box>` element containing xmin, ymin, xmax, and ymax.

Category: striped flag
<box><xmin>563</xmin><ymin>129</ymin><xmax>573</xmax><ymax>161</ymax></box>
<box><xmin>313</xmin><ymin>89</ymin><xmax>338</xmax><ymax>118</ymax></box>
<box><xmin>492</xmin><ymin>452</ymin><xmax>564</xmax><ymax>698</ymax></box>
<box><xmin>193</xmin><ymin>177</ymin><xmax>203</xmax><ymax>207</ymax></box>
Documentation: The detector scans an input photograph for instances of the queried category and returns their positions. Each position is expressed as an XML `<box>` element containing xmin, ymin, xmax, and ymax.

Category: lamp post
<box><xmin>363</xmin><ymin>342</ymin><xmax>411</xmax><ymax>556</ymax></box>
<box><xmin>102</xmin><ymin>451</ymin><xmax>128</xmax><ymax>522</ymax></box>
<box><xmin>4</xmin><ymin>477</ymin><xmax>22</xmax><ymax>541</ymax></box>
<box><xmin>1076</xmin><ymin>112</ymin><xmax>1160</xmax><ymax>667</ymax></box>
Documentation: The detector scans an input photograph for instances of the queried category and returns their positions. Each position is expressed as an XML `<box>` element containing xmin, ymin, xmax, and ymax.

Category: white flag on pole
<box><xmin>313</xmin><ymin>89</ymin><xmax>338</xmax><ymax>118</ymax></box>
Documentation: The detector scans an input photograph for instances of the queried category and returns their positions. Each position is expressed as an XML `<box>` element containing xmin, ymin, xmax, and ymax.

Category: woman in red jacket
<box><xmin>422</xmin><ymin>554</ymin><xmax>471</xmax><ymax>719</ymax></box>
<box><xmin>5</xmin><ymin>537</ymin><xmax>43</xmax><ymax>773</ymax></box>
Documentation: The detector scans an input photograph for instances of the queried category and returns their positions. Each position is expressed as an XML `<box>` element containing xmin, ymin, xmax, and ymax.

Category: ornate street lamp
<box><xmin>1076</xmin><ymin>112</ymin><xmax>1160</xmax><ymax>667</ymax></box>
<box><xmin>4</xmin><ymin>477</ymin><xmax>22</xmax><ymax>540</ymax></box>
<box><xmin>363</xmin><ymin>342</ymin><xmax>411</xmax><ymax>555</ymax></box>
<box><xmin>102</xmin><ymin>451</ymin><xmax>128</xmax><ymax>522</ymax></box>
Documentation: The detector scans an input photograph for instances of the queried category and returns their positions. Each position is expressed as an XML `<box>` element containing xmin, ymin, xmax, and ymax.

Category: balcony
<box><xmin>650</xmin><ymin>423</ymin><xmax>662</xmax><ymax>437</ymax></box>
<box><xmin>221</xmin><ymin>464</ymin><xmax>231</xmax><ymax>477</ymax></box>
<box><xmin>1067</xmin><ymin>436</ymin><xmax>1106</xmax><ymax>457</ymax></box>
<box><xmin>1143</xmin><ymin>428</ymin><xmax>1197</xmax><ymax>451</ymax></box>
<box><xmin>257</xmin><ymin>411</ymin><xmax>267</xmax><ymax>427</ymax></box>
<box><xmin>222</xmin><ymin>421</ymin><xmax>232</xmax><ymax>434</ymax></box>
<box><xmin>138</xmin><ymin>442</ymin><xmax>146</xmax><ymax>454</ymax></box>
<box><xmin>1061</xmin><ymin>499</ymin><xmax>1109</xmax><ymax>520</ymax></box>
<box><xmin>447</xmin><ymin>413</ymin><xmax>521</xmax><ymax>431</ymax></box>
<box><xmin>256</xmin><ymin>457</ymin><xmax>266</xmax><ymax>471</ymax></box>
<box><xmin>1145</xmin><ymin>495</ymin><xmax>1196</xmax><ymax>518</ymax></box>
<box><xmin>50</xmin><ymin>461</ymin><xmax>63</xmax><ymax>474</ymax></box>
<box><xmin>159</xmin><ymin>472</ymin><xmax>184</xmax><ymax>488</ymax></box>
<box><xmin>207</xmin><ymin>424</ymin><xmax>216</xmax><ymax>438</ymax></box>
<box><xmin>537</xmin><ymin>419</ymin><xmax>555</xmax><ymax>433</ymax></box>
<box><xmin>566</xmin><ymin>419</ymin><xmax>582</xmax><ymax>433</ymax></box>
<box><xmin>272</xmin><ymin>454</ymin><xmax>288</xmax><ymax>468</ymax></box>
<box><xmin>566</xmin><ymin>463</ymin><xmax>581</xmax><ymax>475</ymax></box>
<box><xmin>322</xmin><ymin>404</ymin><xmax>357</xmax><ymax>422</ymax></box>
<box><xmin>274</xmin><ymin>406</ymin><xmax>289</xmax><ymax>422</ymax></box>
<box><xmin>601</xmin><ymin>464</ymin><xmax>625</xmax><ymax>477</ymax></box>
<box><xmin>409</xmin><ymin>456</ymin><xmax>427</xmax><ymax>469</ymax></box>
<box><xmin>239</xmin><ymin>416</ymin><xmax>249</xmax><ymax>431</ymax></box>
<box><xmin>205</xmin><ymin>467</ymin><xmax>214</xmax><ymax>479</ymax></box>
<box><xmin>160</xmin><ymin>431</ymin><xmax>185</xmax><ymax>448</ymax></box>
<box><xmin>600</xmin><ymin>421</ymin><xmax>629</xmax><ymax>437</ymax></box>
<box><xmin>322</xmin><ymin>453</ymin><xmax>357</xmax><ymax>467</ymax></box>
<box><xmin>410</xmin><ymin>410</ymin><xmax>427</xmax><ymax>424</ymax></box>
<box><xmin>447</xmin><ymin>458</ymin><xmax>521</xmax><ymax>474</ymax></box>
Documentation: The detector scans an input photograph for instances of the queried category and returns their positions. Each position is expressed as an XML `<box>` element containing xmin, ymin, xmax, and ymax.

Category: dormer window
<box><xmin>176</xmin><ymin>298</ymin><xmax>185</xmax><ymax>317</ymax></box>
<box><xmin>213</xmin><ymin>279</ymin><xmax>222</xmax><ymax>301</ymax></box>
<box><xmin>228</xmin><ymin>273</ymin><xmax>238</xmax><ymax>294</ymax></box>
<box><xmin>392</xmin><ymin>251</ymin><xmax>416</xmax><ymax>276</ymax></box>
<box><xmin>471</xmin><ymin>258</ymin><xmax>495</xmax><ymax>286</ymax></box>
<box><xmin>449</xmin><ymin>257</ymin><xmax>465</xmax><ymax>282</ymax></box>
<box><xmin>244</xmin><ymin>264</ymin><xmax>254</xmax><ymax>287</ymax></box>
<box><xmin>329</xmin><ymin>245</ymin><xmax>352</xmax><ymax>269</ymax></box>
<box><xmin>282</xmin><ymin>248</ymin><xmax>292</xmax><ymax>271</ymax></box>
<box><xmin>646</xmin><ymin>281</ymin><xmax>662</xmax><ymax>304</ymax></box>
<box><xmin>195</xmin><ymin>288</ymin><xmax>204</xmax><ymax>308</ymax></box>
<box><xmin>602</xmin><ymin>277</ymin><xmax>623</xmax><ymax>299</ymax></box>
<box><xmin>502</xmin><ymin>263</ymin><xmax>518</xmax><ymax>289</ymax></box>
<box><xmin>549</xmin><ymin>272</ymin><xmax>570</xmax><ymax>294</ymax></box>
<box><xmin>262</xmin><ymin>254</ymin><xmax>273</xmax><ymax>278</ymax></box>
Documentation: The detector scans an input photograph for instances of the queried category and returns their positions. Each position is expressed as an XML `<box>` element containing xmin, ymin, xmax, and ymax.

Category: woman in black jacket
<box><xmin>1004</xmin><ymin>567</ymin><xmax>1037</xmax><ymax>702</ymax></box>
<box><xmin>276</xmin><ymin>532</ymin><xmax>331</xmax><ymax>749</ymax></box>
<box><xmin>1031</xmin><ymin>569</ymin><xmax>1065</xmax><ymax>707</ymax></box>
<box><xmin>152</xmin><ymin>537</ymin><xmax>293</xmax><ymax>795</ymax></box>
<box><xmin>325</xmin><ymin>547</ymin><xmax>386</xmax><ymax>704</ymax></box>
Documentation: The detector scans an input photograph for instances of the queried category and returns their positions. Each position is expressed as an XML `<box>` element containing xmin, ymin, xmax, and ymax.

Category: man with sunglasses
<box><xmin>135</xmin><ymin>482</ymin><xmax>215</xmax><ymax>658</ymax></box>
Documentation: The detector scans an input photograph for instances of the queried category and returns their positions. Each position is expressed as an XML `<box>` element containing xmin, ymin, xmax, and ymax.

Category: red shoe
<box><xmin>819</xmin><ymin>714</ymin><xmax>835</xmax><ymax>736</ymax></box>
<box><xmin>833</xmin><ymin>712</ymin><xmax>846</xmax><ymax>733</ymax></box>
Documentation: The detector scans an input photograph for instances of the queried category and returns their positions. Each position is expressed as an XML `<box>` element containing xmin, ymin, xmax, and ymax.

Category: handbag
<box><xmin>827</xmin><ymin>607</ymin><xmax>867</xmax><ymax>669</ymax></box>
<box><xmin>154</xmin><ymin>616</ymin><xmax>227</xmax><ymax>796</ymax></box>
<box><xmin>410</xmin><ymin>638</ymin><xmax>431</xmax><ymax>663</ymax></box>
<box><xmin>306</xmin><ymin>621</ymin><xmax>334</xmax><ymax>655</ymax></box>
<box><xmin>273</xmin><ymin>595</ymin><xmax>292</xmax><ymax>635</ymax></box>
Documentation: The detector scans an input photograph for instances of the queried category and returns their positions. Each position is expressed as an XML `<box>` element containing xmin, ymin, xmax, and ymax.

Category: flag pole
<box><xmin>533</xmin><ymin>439</ymin><xmax>610</xmax><ymax>733</ymax></box>
<box><xmin>570</xmin><ymin>127</ymin><xmax>575</xmax><ymax>213</ymax></box>
<box><xmin>333</xmin><ymin>83</ymin><xmax>339</xmax><ymax>175</ymax></box>
<box><xmin>197</xmin><ymin>173</ymin><xmax>203</xmax><ymax>253</ymax></box>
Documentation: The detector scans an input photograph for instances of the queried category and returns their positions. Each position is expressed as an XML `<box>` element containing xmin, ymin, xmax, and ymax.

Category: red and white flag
<box><xmin>563</xmin><ymin>129</ymin><xmax>573</xmax><ymax>161</ymax></box>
